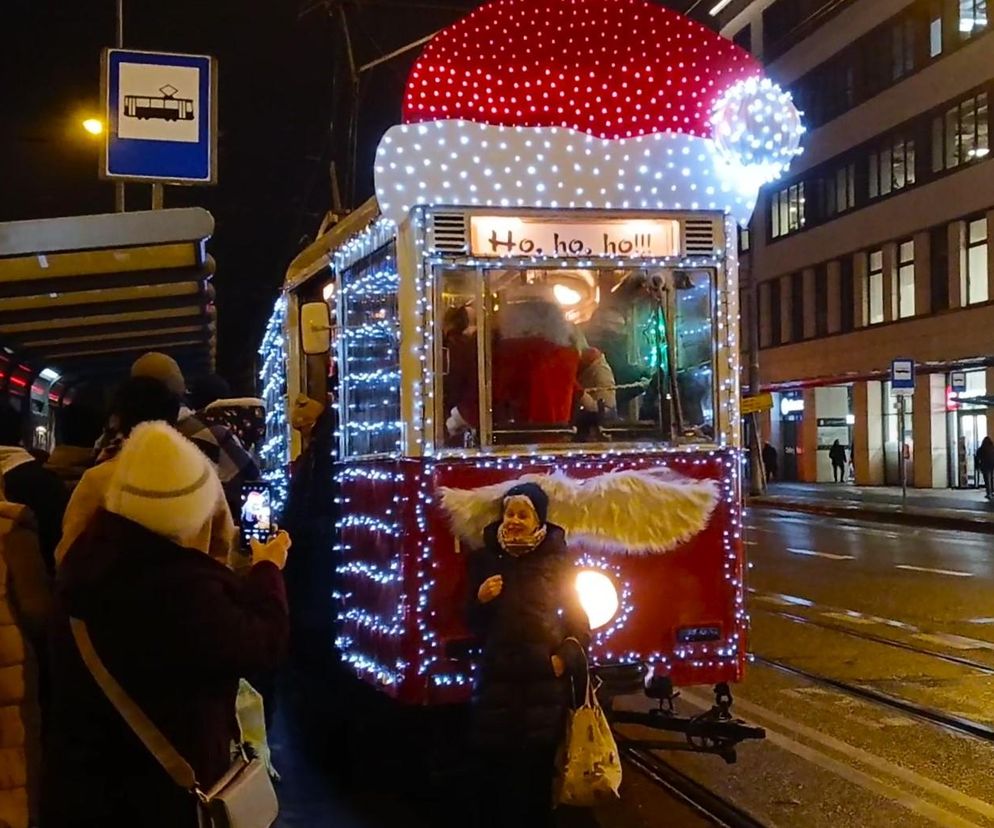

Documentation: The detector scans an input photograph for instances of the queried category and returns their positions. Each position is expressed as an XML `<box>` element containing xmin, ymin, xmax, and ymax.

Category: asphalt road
<box><xmin>270</xmin><ymin>507</ymin><xmax>994</xmax><ymax>827</ymax></box>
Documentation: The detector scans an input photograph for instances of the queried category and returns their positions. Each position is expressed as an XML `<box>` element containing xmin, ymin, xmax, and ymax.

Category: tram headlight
<box><xmin>575</xmin><ymin>570</ymin><xmax>620</xmax><ymax>630</ymax></box>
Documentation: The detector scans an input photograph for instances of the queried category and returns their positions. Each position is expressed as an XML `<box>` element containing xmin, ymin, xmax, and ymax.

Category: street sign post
<box><xmin>102</xmin><ymin>49</ymin><xmax>217</xmax><ymax>185</ymax></box>
<box><xmin>890</xmin><ymin>358</ymin><xmax>915</xmax><ymax>501</ymax></box>
<box><xmin>741</xmin><ymin>392</ymin><xmax>773</xmax><ymax>417</ymax></box>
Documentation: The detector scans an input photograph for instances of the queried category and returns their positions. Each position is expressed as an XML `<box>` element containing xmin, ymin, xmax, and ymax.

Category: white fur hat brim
<box><xmin>105</xmin><ymin>421</ymin><xmax>221</xmax><ymax>543</ymax></box>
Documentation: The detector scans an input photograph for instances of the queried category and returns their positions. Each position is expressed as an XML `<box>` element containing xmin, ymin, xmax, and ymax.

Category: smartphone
<box><xmin>239</xmin><ymin>481</ymin><xmax>274</xmax><ymax>549</ymax></box>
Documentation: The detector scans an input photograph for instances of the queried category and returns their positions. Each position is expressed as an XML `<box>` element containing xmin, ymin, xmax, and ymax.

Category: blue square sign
<box><xmin>891</xmin><ymin>358</ymin><xmax>915</xmax><ymax>395</ymax></box>
<box><xmin>102</xmin><ymin>49</ymin><xmax>216</xmax><ymax>184</ymax></box>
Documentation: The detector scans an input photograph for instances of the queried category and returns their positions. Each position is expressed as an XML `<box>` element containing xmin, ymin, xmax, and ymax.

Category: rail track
<box><xmin>621</xmin><ymin>743</ymin><xmax>770</xmax><ymax>828</ymax></box>
<box><xmin>754</xmin><ymin>655</ymin><xmax>994</xmax><ymax>743</ymax></box>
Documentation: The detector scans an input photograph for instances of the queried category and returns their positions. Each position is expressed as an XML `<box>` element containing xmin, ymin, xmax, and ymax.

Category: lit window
<box><xmin>866</xmin><ymin>249</ymin><xmax>885</xmax><ymax>325</ymax></box>
<box><xmin>898</xmin><ymin>240</ymin><xmax>915</xmax><ymax>319</ymax></box>
<box><xmin>771</xmin><ymin>182</ymin><xmax>806</xmax><ymax>239</ymax></box>
<box><xmin>930</xmin><ymin>11</ymin><xmax>943</xmax><ymax>56</ymax></box>
<box><xmin>964</xmin><ymin>217</ymin><xmax>989</xmax><ymax>305</ymax></box>
<box><xmin>934</xmin><ymin>92</ymin><xmax>989</xmax><ymax>172</ymax></box>
<box><xmin>870</xmin><ymin>137</ymin><xmax>916</xmax><ymax>199</ymax></box>
<box><xmin>959</xmin><ymin>0</ymin><xmax>989</xmax><ymax>36</ymax></box>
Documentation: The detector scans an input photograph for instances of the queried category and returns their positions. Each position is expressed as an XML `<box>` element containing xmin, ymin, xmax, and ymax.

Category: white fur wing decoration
<box><xmin>438</xmin><ymin>469</ymin><xmax>719</xmax><ymax>554</ymax></box>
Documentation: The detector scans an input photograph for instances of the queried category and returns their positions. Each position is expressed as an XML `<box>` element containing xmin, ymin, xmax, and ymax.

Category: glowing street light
<box><xmin>82</xmin><ymin>118</ymin><xmax>104</xmax><ymax>136</ymax></box>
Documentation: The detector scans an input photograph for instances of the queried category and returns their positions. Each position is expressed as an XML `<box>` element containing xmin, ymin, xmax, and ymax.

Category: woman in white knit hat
<box><xmin>45</xmin><ymin>421</ymin><xmax>290</xmax><ymax>828</ymax></box>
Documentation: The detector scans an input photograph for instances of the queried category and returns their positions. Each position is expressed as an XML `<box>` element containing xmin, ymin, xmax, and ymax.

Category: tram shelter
<box><xmin>0</xmin><ymin>207</ymin><xmax>217</xmax><ymax>449</ymax></box>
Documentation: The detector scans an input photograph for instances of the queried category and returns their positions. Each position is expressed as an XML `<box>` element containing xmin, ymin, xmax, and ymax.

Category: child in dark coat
<box><xmin>467</xmin><ymin>482</ymin><xmax>590</xmax><ymax>827</ymax></box>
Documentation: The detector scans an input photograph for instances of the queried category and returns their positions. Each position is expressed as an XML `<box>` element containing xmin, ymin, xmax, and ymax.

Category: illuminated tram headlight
<box><xmin>575</xmin><ymin>570</ymin><xmax>620</xmax><ymax>630</ymax></box>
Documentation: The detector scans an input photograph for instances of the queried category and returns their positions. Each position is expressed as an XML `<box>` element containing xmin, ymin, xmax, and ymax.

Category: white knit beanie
<box><xmin>105</xmin><ymin>421</ymin><xmax>221</xmax><ymax>543</ymax></box>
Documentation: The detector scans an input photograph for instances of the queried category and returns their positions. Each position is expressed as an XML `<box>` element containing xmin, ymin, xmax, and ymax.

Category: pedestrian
<box><xmin>0</xmin><ymin>491</ymin><xmax>53</xmax><ymax>828</ymax></box>
<box><xmin>45</xmin><ymin>421</ymin><xmax>290</xmax><ymax>828</ymax></box>
<box><xmin>0</xmin><ymin>405</ymin><xmax>69</xmax><ymax>573</ymax></box>
<box><xmin>829</xmin><ymin>439</ymin><xmax>848</xmax><ymax>483</ymax></box>
<box><xmin>761</xmin><ymin>442</ymin><xmax>778</xmax><ymax>483</ymax></box>
<box><xmin>55</xmin><ymin>376</ymin><xmax>237</xmax><ymax>567</ymax></box>
<box><xmin>976</xmin><ymin>436</ymin><xmax>994</xmax><ymax>499</ymax></box>
<box><xmin>467</xmin><ymin>482</ymin><xmax>591</xmax><ymax>827</ymax></box>
<box><xmin>130</xmin><ymin>354</ymin><xmax>260</xmax><ymax>522</ymax></box>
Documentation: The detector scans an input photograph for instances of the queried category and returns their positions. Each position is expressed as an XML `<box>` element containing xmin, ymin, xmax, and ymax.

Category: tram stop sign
<box><xmin>891</xmin><ymin>358</ymin><xmax>916</xmax><ymax>396</ymax></box>
<box><xmin>101</xmin><ymin>49</ymin><xmax>217</xmax><ymax>184</ymax></box>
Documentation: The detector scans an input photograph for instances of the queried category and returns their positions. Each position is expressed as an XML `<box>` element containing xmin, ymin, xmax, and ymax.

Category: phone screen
<box><xmin>239</xmin><ymin>482</ymin><xmax>273</xmax><ymax>549</ymax></box>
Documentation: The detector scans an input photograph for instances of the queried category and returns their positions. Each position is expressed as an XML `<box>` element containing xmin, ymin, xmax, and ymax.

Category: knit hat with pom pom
<box><xmin>105</xmin><ymin>421</ymin><xmax>221</xmax><ymax>543</ymax></box>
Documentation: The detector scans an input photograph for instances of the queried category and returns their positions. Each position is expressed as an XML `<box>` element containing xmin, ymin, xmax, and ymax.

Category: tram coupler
<box><xmin>599</xmin><ymin>668</ymin><xmax>766</xmax><ymax>765</ymax></box>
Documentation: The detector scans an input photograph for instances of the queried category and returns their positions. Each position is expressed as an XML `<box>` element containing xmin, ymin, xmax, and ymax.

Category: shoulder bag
<box><xmin>554</xmin><ymin>636</ymin><xmax>623</xmax><ymax>808</ymax></box>
<box><xmin>70</xmin><ymin>617</ymin><xmax>278</xmax><ymax>828</ymax></box>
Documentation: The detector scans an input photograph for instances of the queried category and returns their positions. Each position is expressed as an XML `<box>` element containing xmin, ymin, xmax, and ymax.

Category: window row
<box><xmin>770</xmin><ymin>88</ymin><xmax>989</xmax><ymax>240</ymax></box>
<box><xmin>758</xmin><ymin>215</ymin><xmax>990</xmax><ymax>348</ymax></box>
<box><xmin>789</xmin><ymin>0</ymin><xmax>990</xmax><ymax>129</ymax></box>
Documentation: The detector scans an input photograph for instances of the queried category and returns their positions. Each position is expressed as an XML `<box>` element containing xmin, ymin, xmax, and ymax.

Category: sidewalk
<box><xmin>749</xmin><ymin>482</ymin><xmax>994</xmax><ymax>533</ymax></box>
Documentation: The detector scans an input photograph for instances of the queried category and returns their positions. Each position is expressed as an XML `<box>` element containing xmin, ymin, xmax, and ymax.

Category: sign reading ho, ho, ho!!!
<box><xmin>469</xmin><ymin>217</ymin><xmax>680</xmax><ymax>259</ymax></box>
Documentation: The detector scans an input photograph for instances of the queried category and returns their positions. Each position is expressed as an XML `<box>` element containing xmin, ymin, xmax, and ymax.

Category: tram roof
<box><xmin>0</xmin><ymin>208</ymin><xmax>216</xmax><ymax>385</ymax></box>
<box><xmin>284</xmin><ymin>197</ymin><xmax>380</xmax><ymax>292</ymax></box>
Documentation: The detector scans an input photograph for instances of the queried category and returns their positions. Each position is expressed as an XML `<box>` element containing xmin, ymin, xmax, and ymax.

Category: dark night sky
<box><xmin>2</xmin><ymin>0</ymin><xmax>703</xmax><ymax>393</ymax></box>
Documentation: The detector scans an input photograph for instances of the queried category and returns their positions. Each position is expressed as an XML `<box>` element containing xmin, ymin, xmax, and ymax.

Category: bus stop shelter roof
<box><xmin>0</xmin><ymin>207</ymin><xmax>216</xmax><ymax>385</ymax></box>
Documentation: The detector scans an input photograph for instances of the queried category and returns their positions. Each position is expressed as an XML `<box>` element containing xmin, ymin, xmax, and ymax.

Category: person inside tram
<box><xmin>56</xmin><ymin>376</ymin><xmax>237</xmax><ymax>568</ymax></box>
<box><xmin>0</xmin><ymin>404</ymin><xmax>69</xmax><ymax>573</ymax></box>
<box><xmin>442</xmin><ymin>304</ymin><xmax>479</xmax><ymax>445</ymax></box>
<box><xmin>581</xmin><ymin>273</ymin><xmax>654</xmax><ymax>413</ymax></box>
<box><xmin>467</xmin><ymin>482</ymin><xmax>590</xmax><ymax>827</ymax></box>
<box><xmin>571</xmin><ymin>327</ymin><xmax>618</xmax><ymax>422</ymax></box>
<box><xmin>490</xmin><ymin>292</ymin><xmax>580</xmax><ymax>436</ymax></box>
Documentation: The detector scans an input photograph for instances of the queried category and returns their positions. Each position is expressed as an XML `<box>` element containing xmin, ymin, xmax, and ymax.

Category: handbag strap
<box><xmin>562</xmin><ymin>636</ymin><xmax>595</xmax><ymax>708</ymax></box>
<box><xmin>70</xmin><ymin>617</ymin><xmax>199</xmax><ymax>792</ymax></box>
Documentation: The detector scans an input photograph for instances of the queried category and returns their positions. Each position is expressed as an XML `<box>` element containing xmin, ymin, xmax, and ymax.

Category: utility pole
<box><xmin>114</xmin><ymin>0</ymin><xmax>125</xmax><ymax>213</ymax></box>
<box><xmin>746</xmin><ymin>249</ymin><xmax>766</xmax><ymax>496</ymax></box>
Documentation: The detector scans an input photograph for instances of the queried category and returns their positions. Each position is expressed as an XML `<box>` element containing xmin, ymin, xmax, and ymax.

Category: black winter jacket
<box><xmin>467</xmin><ymin>523</ymin><xmax>590</xmax><ymax>751</ymax></box>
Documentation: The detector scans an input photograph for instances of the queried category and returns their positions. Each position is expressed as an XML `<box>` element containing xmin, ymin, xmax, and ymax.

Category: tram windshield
<box><xmin>439</xmin><ymin>266</ymin><xmax>716</xmax><ymax>448</ymax></box>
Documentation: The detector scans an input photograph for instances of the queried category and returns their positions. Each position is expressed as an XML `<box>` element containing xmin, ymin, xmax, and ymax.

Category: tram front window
<box><xmin>438</xmin><ymin>267</ymin><xmax>716</xmax><ymax>447</ymax></box>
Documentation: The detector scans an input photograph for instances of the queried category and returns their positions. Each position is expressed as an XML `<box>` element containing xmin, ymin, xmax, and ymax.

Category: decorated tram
<box><xmin>263</xmin><ymin>0</ymin><xmax>803</xmax><ymax>751</ymax></box>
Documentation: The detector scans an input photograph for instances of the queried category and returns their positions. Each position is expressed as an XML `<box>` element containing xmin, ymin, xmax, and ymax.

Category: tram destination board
<box><xmin>469</xmin><ymin>215</ymin><xmax>680</xmax><ymax>258</ymax></box>
<box><xmin>101</xmin><ymin>48</ymin><xmax>217</xmax><ymax>184</ymax></box>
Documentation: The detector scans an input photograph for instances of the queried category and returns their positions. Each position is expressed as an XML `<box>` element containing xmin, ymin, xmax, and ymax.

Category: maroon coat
<box><xmin>45</xmin><ymin>510</ymin><xmax>288</xmax><ymax>828</ymax></box>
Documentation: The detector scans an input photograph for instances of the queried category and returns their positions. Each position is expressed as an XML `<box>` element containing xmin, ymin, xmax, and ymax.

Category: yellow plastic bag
<box><xmin>236</xmin><ymin>680</ymin><xmax>279</xmax><ymax>780</ymax></box>
<box><xmin>555</xmin><ymin>642</ymin><xmax>622</xmax><ymax>808</ymax></box>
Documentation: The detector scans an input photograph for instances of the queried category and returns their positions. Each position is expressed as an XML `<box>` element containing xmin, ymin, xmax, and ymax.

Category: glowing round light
<box><xmin>553</xmin><ymin>283</ymin><xmax>582</xmax><ymax>306</ymax></box>
<box><xmin>575</xmin><ymin>569</ymin><xmax>620</xmax><ymax>630</ymax></box>
<box><xmin>82</xmin><ymin>118</ymin><xmax>104</xmax><ymax>136</ymax></box>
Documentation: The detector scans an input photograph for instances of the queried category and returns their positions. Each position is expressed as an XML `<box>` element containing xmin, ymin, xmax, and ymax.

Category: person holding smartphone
<box><xmin>46</xmin><ymin>422</ymin><xmax>291</xmax><ymax>828</ymax></box>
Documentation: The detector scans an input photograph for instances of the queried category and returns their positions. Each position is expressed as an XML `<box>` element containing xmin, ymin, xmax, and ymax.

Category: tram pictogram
<box><xmin>122</xmin><ymin>84</ymin><xmax>194</xmax><ymax>122</ymax></box>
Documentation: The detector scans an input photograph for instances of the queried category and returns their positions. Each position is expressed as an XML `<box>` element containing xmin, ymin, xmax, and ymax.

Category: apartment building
<box><xmin>718</xmin><ymin>0</ymin><xmax>993</xmax><ymax>488</ymax></box>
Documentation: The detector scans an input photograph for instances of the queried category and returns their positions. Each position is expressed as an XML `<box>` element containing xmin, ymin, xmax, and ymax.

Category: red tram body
<box><xmin>269</xmin><ymin>0</ymin><xmax>804</xmax><ymax>720</ymax></box>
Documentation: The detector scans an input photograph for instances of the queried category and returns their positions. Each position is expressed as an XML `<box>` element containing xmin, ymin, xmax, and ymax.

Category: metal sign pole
<box><xmin>114</xmin><ymin>0</ymin><xmax>125</xmax><ymax>213</ymax></box>
<box><xmin>898</xmin><ymin>394</ymin><xmax>907</xmax><ymax>501</ymax></box>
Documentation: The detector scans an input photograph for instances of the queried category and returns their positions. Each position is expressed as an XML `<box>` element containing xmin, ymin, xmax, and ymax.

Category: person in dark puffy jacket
<box><xmin>976</xmin><ymin>436</ymin><xmax>994</xmax><ymax>498</ymax></box>
<box><xmin>46</xmin><ymin>422</ymin><xmax>290</xmax><ymax>828</ymax></box>
<box><xmin>467</xmin><ymin>482</ymin><xmax>590</xmax><ymax>827</ymax></box>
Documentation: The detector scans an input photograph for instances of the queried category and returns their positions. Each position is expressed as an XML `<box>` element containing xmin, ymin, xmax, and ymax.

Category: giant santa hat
<box><xmin>374</xmin><ymin>0</ymin><xmax>804</xmax><ymax>227</ymax></box>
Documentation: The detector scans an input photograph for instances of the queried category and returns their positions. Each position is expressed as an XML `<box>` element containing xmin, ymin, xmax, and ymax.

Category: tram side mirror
<box><xmin>300</xmin><ymin>302</ymin><xmax>332</xmax><ymax>355</ymax></box>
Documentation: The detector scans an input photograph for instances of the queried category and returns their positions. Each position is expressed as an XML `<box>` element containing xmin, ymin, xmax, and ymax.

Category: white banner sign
<box><xmin>468</xmin><ymin>216</ymin><xmax>680</xmax><ymax>259</ymax></box>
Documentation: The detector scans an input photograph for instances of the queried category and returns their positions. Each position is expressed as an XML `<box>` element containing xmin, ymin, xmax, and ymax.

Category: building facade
<box><xmin>719</xmin><ymin>0</ymin><xmax>993</xmax><ymax>489</ymax></box>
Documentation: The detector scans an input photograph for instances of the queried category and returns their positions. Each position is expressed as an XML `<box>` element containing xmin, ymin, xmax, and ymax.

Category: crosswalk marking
<box><xmin>896</xmin><ymin>564</ymin><xmax>972</xmax><ymax>578</ymax></box>
<box><xmin>788</xmin><ymin>548</ymin><xmax>855</xmax><ymax>561</ymax></box>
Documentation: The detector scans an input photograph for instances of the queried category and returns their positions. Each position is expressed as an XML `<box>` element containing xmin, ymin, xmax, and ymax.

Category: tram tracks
<box><xmin>756</xmin><ymin>607</ymin><xmax>994</xmax><ymax>675</ymax></box>
<box><xmin>753</xmin><ymin>655</ymin><xmax>994</xmax><ymax>743</ymax></box>
<box><xmin>621</xmin><ymin>743</ymin><xmax>770</xmax><ymax>828</ymax></box>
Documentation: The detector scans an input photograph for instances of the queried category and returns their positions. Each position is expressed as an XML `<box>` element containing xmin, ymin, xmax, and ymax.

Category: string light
<box><xmin>284</xmin><ymin>0</ymin><xmax>779</xmax><ymax>698</ymax></box>
<box><xmin>257</xmin><ymin>296</ymin><xmax>290</xmax><ymax>515</ymax></box>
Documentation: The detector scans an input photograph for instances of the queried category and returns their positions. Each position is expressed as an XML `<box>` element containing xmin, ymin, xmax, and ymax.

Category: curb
<box><xmin>747</xmin><ymin>497</ymin><xmax>994</xmax><ymax>535</ymax></box>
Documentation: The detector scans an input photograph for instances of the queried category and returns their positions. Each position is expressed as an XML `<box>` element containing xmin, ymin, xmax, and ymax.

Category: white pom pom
<box><xmin>711</xmin><ymin>76</ymin><xmax>805</xmax><ymax>184</ymax></box>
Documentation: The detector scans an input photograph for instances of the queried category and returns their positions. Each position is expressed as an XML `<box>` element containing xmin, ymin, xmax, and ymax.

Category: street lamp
<box><xmin>82</xmin><ymin>118</ymin><xmax>104</xmax><ymax>136</ymax></box>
